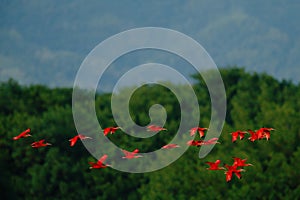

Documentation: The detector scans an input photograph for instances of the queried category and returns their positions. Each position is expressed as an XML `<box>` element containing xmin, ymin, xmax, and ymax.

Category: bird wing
<box><xmin>190</xmin><ymin>128</ymin><xmax>197</xmax><ymax>136</ymax></box>
<box><xmin>97</xmin><ymin>154</ymin><xmax>108</xmax><ymax>165</ymax></box>
<box><xmin>122</xmin><ymin>149</ymin><xmax>131</xmax><ymax>157</ymax></box>
<box><xmin>198</xmin><ymin>130</ymin><xmax>205</xmax><ymax>138</ymax></box>
<box><xmin>208</xmin><ymin>138</ymin><xmax>219</xmax><ymax>142</ymax></box>
<box><xmin>238</xmin><ymin>131</ymin><xmax>246</xmax><ymax>139</ymax></box>
<box><xmin>31</xmin><ymin>141</ymin><xmax>38</xmax><ymax>146</ymax></box>
<box><xmin>133</xmin><ymin>149</ymin><xmax>139</xmax><ymax>154</ymax></box>
<box><xmin>39</xmin><ymin>139</ymin><xmax>46</xmax><ymax>144</ymax></box>
<box><xmin>169</xmin><ymin>144</ymin><xmax>176</xmax><ymax>148</ymax></box>
<box><xmin>162</xmin><ymin>144</ymin><xmax>172</xmax><ymax>149</ymax></box>
<box><xmin>205</xmin><ymin>161</ymin><xmax>214</xmax><ymax>165</ymax></box>
<box><xmin>88</xmin><ymin>161</ymin><xmax>95</xmax><ymax>165</ymax></box>
<box><xmin>187</xmin><ymin>140</ymin><xmax>194</xmax><ymax>145</ymax></box>
<box><xmin>225</xmin><ymin>171</ymin><xmax>233</xmax><ymax>182</ymax></box>
<box><xmin>69</xmin><ymin>136</ymin><xmax>78</xmax><ymax>146</ymax></box>
<box><xmin>232</xmin><ymin>157</ymin><xmax>241</xmax><ymax>166</ymax></box>
<box><xmin>247</xmin><ymin>130</ymin><xmax>256</xmax><ymax>136</ymax></box>
<box><xmin>224</xmin><ymin>164</ymin><xmax>232</xmax><ymax>170</ymax></box>
<box><xmin>234</xmin><ymin>171</ymin><xmax>242</xmax><ymax>179</ymax></box>
<box><xmin>78</xmin><ymin>134</ymin><xmax>85</xmax><ymax>138</ymax></box>
<box><xmin>147</xmin><ymin>125</ymin><xmax>154</xmax><ymax>131</ymax></box>
<box><xmin>103</xmin><ymin>128</ymin><xmax>111</xmax><ymax>136</ymax></box>
<box><xmin>215</xmin><ymin>159</ymin><xmax>221</xmax><ymax>165</ymax></box>
<box><xmin>19</xmin><ymin>129</ymin><xmax>31</xmax><ymax>137</ymax></box>
<box><xmin>111</xmin><ymin>127</ymin><xmax>119</xmax><ymax>132</ymax></box>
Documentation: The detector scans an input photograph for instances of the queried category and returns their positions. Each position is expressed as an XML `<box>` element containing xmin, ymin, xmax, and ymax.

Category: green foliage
<box><xmin>0</xmin><ymin>67</ymin><xmax>299</xmax><ymax>199</ymax></box>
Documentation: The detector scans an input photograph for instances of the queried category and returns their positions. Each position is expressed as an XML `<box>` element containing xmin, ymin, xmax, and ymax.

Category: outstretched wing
<box><xmin>132</xmin><ymin>149</ymin><xmax>139</xmax><ymax>154</ymax></box>
<box><xmin>190</xmin><ymin>127</ymin><xmax>197</xmax><ymax>136</ymax></box>
<box><xmin>69</xmin><ymin>136</ymin><xmax>78</xmax><ymax>146</ymax></box>
<box><xmin>207</xmin><ymin>138</ymin><xmax>219</xmax><ymax>142</ymax></box>
<box><xmin>97</xmin><ymin>154</ymin><xmax>108</xmax><ymax>165</ymax></box>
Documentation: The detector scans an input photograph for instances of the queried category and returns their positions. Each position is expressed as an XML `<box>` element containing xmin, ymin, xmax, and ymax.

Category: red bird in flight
<box><xmin>187</xmin><ymin>140</ymin><xmax>203</xmax><ymax>147</ymax></box>
<box><xmin>89</xmin><ymin>154</ymin><xmax>110</xmax><ymax>169</ymax></box>
<box><xmin>187</xmin><ymin>138</ymin><xmax>219</xmax><ymax>147</ymax></box>
<box><xmin>161</xmin><ymin>144</ymin><xmax>180</xmax><ymax>149</ymax></box>
<box><xmin>122</xmin><ymin>149</ymin><xmax>143</xmax><ymax>159</ymax></box>
<box><xmin>206</xmin><ymin>159</ymin><xmax>225</xmax><ymax>170</ymax></box>
<box><xmin>103</xmin><ymin>127</ymin><xmax>120</xmax><ymax>136</ymax></box>
<box><xmin>31</xmin><ymin>139</ymin><xmax>52</xmax><ymax>148</ymax></box>
<box><xmin>256</xmin><ymin>127</ymin><xmax>275</xmax><ymax>140</ymax></box>
<box><xmin>190</xmin><ymin>127</ymin><xmax>208</xmax><ymax>138</ymax></box>
<box><xmin>202</xmin><ymin>138</ymin><xmax>220</xmax><ymax>145</ymax></box>
<box><xmin>13</xmin><ymin>128</ymin><xmax>31</xmax><ymax>140</ymax></box>
<box><xmin>247</xmin><ymin>129</ymin><xmax>258</xmax><ymax>142</ymax></box>
<box><xmin>147</xmin><ymin>125</ymin><xmax>167</xmax><ymax>132</ymax></box>
<box><xmin>224</xmin><ymin>164</ymin><xmax>244</xmax><ymax>182</ymax></box>
<box><xmin>69</xmin><ymin>134</ymin><xmax>92</xmax><ymax>147</ymax></box>
<box><xmin>233</xmin><ymin>157</ymin><xmax>253</xmax><ymax>167</ymax></box>
<box><xmin>230</xmin><ymin>130</ymin><xmax>247</xmax><ymax>143</ymax></box>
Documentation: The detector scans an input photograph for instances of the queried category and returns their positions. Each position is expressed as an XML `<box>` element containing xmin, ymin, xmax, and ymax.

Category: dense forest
<box><xmin>0</xmin><ymin>68</ymin><xmax>299</xmax><ymax>199</ymax></box>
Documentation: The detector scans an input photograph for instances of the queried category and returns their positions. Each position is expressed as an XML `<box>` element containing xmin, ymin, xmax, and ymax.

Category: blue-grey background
<box><xmin>1</xmin><ymin>1</ymin><xmax>299</xmax><ymax>89</ymax></box>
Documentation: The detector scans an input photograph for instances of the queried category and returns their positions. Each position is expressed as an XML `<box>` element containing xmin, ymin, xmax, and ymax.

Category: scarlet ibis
<box><xmin>103</xmin><ymin>127</ymin><xmax>120</xmax><ymax>136</ymax></box>
<box><xmin>187</xmin><ymin>138</ymin><xmax>219</xmax><ymax>147</ymax></box>
<box><xmin>187</xmin><ymin>140</ymin><xmax>203</xmax><ymax>147</ymax></box>
<box><xmin>161</xmin><ymin>144</ymin><xmax>180</xmax><ymax>149</ymax></box>
<box><xmin>256</xmin><ymin>129</ymin><xmax>264</xmax><ymax>140</ymax></box>
<box><xmin>206</xmin><ymin>159</ymin><xmax>225</xmax><ymax>170</ymax></box>
<box><xmin>247</xmin><ymin>129</ymin><xmax>258</xmax><ymax>142</ymax></box>
<box><xmin>122</xmin><ymin>149</ymin><xmax>142</xmax><ymax>159</ymax></box>
<box><xmin>89</xmin><ymin>154</ymin><xmax>110</xmax><ymax>169</ymax></box>
<box><xmin>230</xmin><ymin>130</ymin><xmax>247</xmax><ymax>142</ymax></box>
<box><xmin>69</xmin><ymin>134</ymin><xmax>92</xmax><ymax>147</ymax></box>
<box><xmin>147</xmin><ymin>125</ymin><xmax>167</xmax><ymax>132</ymax></box>
<box><xmin>233</xmin><ymin>157</ymin><xmax>253</xmax><ymax>167</ymax></box>
<box><xmin>202</xmin><ymin>138</ymin><xmax>220</xmax><ymax>145</ymax></box>
<box><xmin>190</xmin><ymin>127</ymin><xmax>208</xmax><ymax>138</ymax></box>
<box><xmin>224</xmin><ymin>164</ymin><xmax>245</xmax><ymax>182</ymax></box>
<box><xmin>31</xmin><ymin>139</ymin><xmax>52</xmax><ymax>148</ymax></box>
<box><xmin>13</xmin><ymin>128</ymin><xmax>31</xmax><ymax>140</ymax></box>
<box><xmin>256</xmin><ymin>127</ymin><xmax>275</xmax><ymax>140</ymax></box>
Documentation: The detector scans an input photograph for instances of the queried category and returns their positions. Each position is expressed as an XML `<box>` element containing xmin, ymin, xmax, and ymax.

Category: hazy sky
<box><xmin>1</xmin><ymin>1</ymin><xmax>299</xmax><ymax>88</ymax></box>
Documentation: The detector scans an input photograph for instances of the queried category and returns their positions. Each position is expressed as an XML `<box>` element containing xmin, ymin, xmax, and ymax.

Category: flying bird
<box><xmin>161</xmin><ymin>144</ymin><xmax>180</xmax><ymax>149</ymax></box>
<box><xmin>69</xmin><ymin>134</ymin><xmax>92</xmax><ymax>147</ymax></box>
<box><xmin>89</xmin><ymin>154</ymin><xmax>110</xmax><ymax>169</ymax></box>
<box><xmin>187</xmin><ymin>138</ymin><xmax>219</xmax><ymax>147</ymax></box>
<box><xmin>206</xmin><ymin>159</ymin><xmax>225</xmax><ymax>170</ymax></box>
<box><xmin>103</xmin><ymin>127</ymin><xmax>120</xmax><ymax>136</ymax></box>
<box><xmin>224</xmin><ymin>164</ymin><xmax>245</xmax><ymax>182</ymax></box>
<box><xmin>232</xmin><ymin>157</ymin><xmax>253</xmax><ymax>168</ymax></box>
<box><xmin>190</xmin><ymin>127</ymin><xmax>208</xmax><ymax>138</ymax></box>
<box><xmin>247</xmin><ymin>129</ymin><xmax>258</xmax><ymax>142</ymax></box>
<box><xmin>202</xmin><ymin>138</ymin><xmax>220</xmax><ymax>145</ymax></box>
<box><xmin>122</xmin><ymin>149</ymin><xmax>142</xmax><ymax>159</ymax></box>
<box><xmin>187</xmin><ymin>140</ymin><xmax>203</xmax><ymax>147</ymax></box>
<box><xmin>13</xmin><ymin>128</ymin><xmax>31</xmax><ymax>140</ymax></box>
<box><xmin>256</xmin><ymin>127</ymin><xmax>275</xmax><ymax>140</ymax></box>
<box><xmin>147</xmin><ymin>125</ymin><xmax>167</xmax><ymax>132</ymax></box>
<box><xmin>31</xmin><ymin>139</ymin><xmax>52</xmax><ymax>148</ymax></box>
<box><xmin>230</xmin><ymin>130</ymin><xmax>247</xmax><ymax>143</ymax></box>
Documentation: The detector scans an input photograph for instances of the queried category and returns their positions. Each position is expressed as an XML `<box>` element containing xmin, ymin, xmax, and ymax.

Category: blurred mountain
<box><xmin>0</xmin><ymin>0</ymin><xmax>299</xmax><ymax>89</ymax></box>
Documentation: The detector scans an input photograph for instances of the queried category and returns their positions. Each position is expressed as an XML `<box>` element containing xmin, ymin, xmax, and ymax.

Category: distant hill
<box><xmin>1</xmin><ymin>68</ymin><xmax>300</xmax><ymax>199</ymax></box>
<box><xmin>0</xmin><ymin>1</ymin><xmax>299</xmax><ymax>89</ymax></box>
